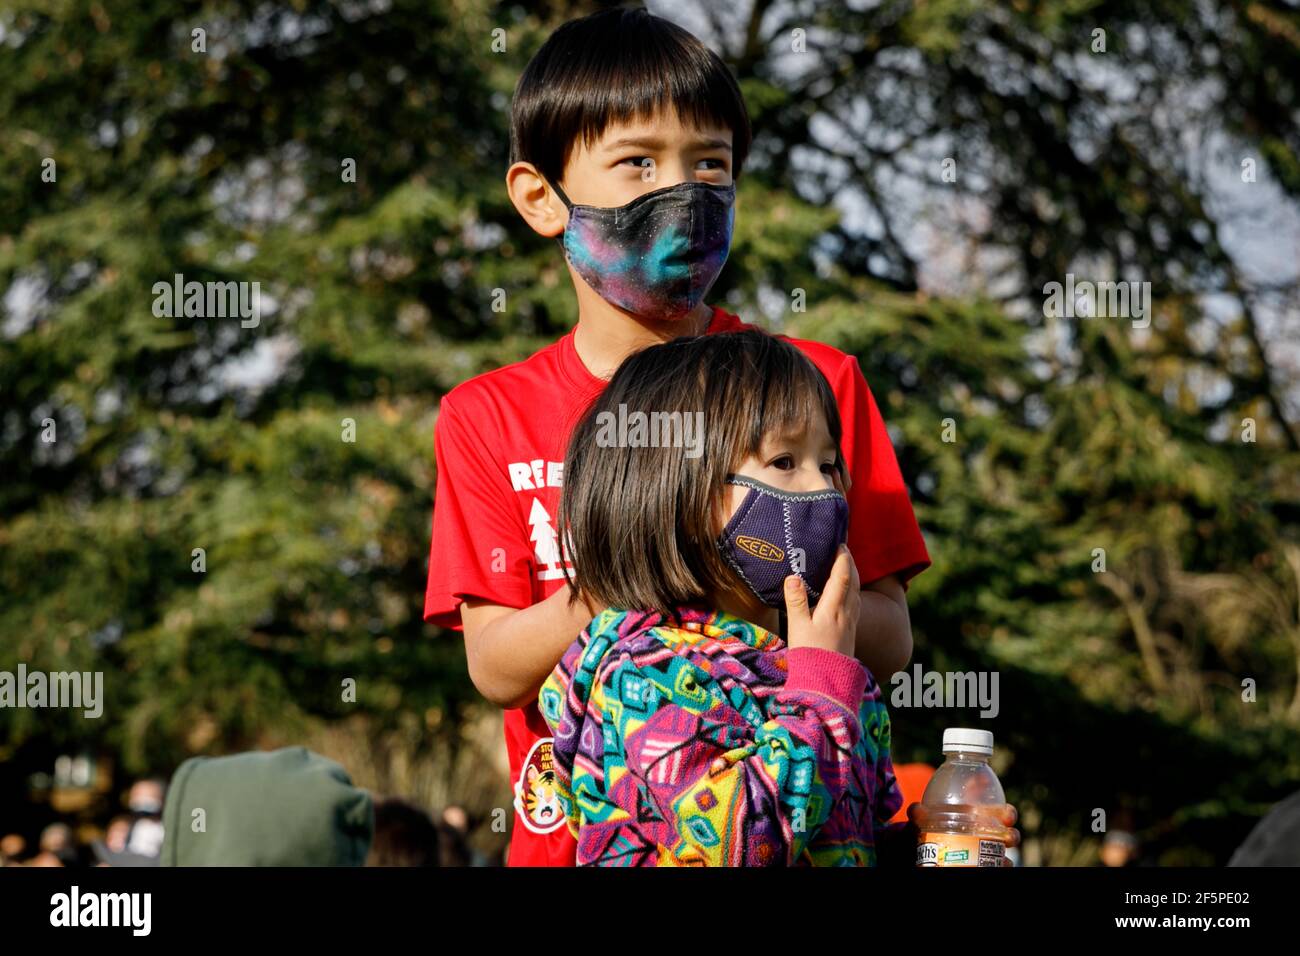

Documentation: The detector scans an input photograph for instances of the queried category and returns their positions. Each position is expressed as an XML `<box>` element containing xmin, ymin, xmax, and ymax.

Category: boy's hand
<box><xmin>461</xmin><ymin>584</ymin><xmax>601</xmax><ymax>710</ymax></box>
<box><xmin>783</xmin><ymin>545</ymin><xmax>859</xmax><ymax>657</ymax></box>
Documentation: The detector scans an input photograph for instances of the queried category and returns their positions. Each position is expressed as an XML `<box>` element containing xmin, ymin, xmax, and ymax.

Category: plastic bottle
<box><xmin>908</xmin><ymin>728</ymin><xmax>1014</xmax><ymax>867</ymax></box>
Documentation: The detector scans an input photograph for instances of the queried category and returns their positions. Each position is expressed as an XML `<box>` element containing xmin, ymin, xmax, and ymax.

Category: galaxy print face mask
<box><xmin>551</xmin><ymin>179</ymin><xmax>735</xmax><ymax>321</ymax></box>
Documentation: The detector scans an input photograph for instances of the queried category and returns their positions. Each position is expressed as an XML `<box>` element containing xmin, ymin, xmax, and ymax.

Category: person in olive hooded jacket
<box><xmin>160</xmin><ymin>746</ymin><xmax>373</xmax><ymax>866</ymax></box>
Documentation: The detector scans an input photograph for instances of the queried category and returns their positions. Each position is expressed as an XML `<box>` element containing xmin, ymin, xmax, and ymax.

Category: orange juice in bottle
<box><xmin>908</xmin><ymin>728</ymin><xmax>1014</xmax><ymax>867</ymax></box>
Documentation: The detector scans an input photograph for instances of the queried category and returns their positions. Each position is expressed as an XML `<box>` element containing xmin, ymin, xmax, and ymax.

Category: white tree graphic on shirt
<box><xmin>528</xmin><ymin>498</ymin><xmax>566</xmax><ymax>580</ymax></box>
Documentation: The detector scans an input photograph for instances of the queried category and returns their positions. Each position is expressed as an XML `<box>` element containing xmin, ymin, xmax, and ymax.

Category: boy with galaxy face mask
<box><xmin>424</xmin><ymin>7</ymin><xmax>931</xmax><ymax>867</ymax></box>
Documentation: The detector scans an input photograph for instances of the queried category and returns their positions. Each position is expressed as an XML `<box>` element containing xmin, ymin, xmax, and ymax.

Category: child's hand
<box><xmin>783</xmin><ymin>545</ymin><xmax>859</xmax><ymax>658</ymax></box>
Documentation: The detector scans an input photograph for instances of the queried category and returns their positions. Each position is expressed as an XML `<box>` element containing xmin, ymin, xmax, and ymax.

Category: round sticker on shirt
<box><xmin>513</xmin><ymin>737</ymin><xmax>566</xmax><ymax>834</ymax></box>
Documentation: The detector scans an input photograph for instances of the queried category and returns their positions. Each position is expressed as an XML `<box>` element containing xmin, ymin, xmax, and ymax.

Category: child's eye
<box><xmin>619</xmin><ymin>156</ymin><xmax>654</xmax><ymax>169</ymax></box>
<box><xmin>770</xmin><ymin>455</ymin><xmax>794</xmax><ymax>470</ymax></box>
<box><xmin>820</xmin><ymin>462</ymin><xmax>838</xmax><ymax>475</ymax></box>
<box><xmin>697</xmin><ymin>158</ymin><xmax>727</xmax><ymax>171</ymax></box>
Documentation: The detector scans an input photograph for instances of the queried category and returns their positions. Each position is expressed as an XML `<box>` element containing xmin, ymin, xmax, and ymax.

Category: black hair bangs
<box><xmin>746</xmin><ymin>338</ymin><xmax>845</xmax><ymax>472</ymax></box>
<box><xmin>510</xmin><ymin>7</ymin><xmax>752</xmax><ymax>184</ymax></box>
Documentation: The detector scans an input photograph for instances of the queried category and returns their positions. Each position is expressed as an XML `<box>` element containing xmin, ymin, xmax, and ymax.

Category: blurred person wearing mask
<box><xmin>93</xmin><ymin>778</ymin><xmax>168</xmax><ymax>866</ymax></box>
<box><xmin>124</xmin><ymin>779</ymin><xmax>166</xmax><ymax>854</ymax></box>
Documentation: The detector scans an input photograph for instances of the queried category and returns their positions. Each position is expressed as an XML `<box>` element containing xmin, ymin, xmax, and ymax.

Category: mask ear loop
<box><xmin>548</xmin><ymin>178</ymin><xmax>572</xmax><ymax>254</ymax></box>
<box><xmin>549</xmin><ymin>178</ymin><xmax>574</xmax><ymax>210</ymax></box>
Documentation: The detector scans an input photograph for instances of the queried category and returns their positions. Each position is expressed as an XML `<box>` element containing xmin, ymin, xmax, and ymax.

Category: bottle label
<box><xmin>917</xmin><ymin>833</ymin><xmax>1005</xmax><ymax>867</ymax></box>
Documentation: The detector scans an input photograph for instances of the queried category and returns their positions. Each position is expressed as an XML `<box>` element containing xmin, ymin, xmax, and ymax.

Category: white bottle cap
<box><xmin>942</xmin><ymin>728</ymin><xmax>994</xmax><ymax>755</ymax></box>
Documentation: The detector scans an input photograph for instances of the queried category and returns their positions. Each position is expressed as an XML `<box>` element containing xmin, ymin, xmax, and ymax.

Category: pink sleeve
<box><xmin>783</xmin><ymin>645</ymin><xmax>869</xmax><ymax>708</ymax></box>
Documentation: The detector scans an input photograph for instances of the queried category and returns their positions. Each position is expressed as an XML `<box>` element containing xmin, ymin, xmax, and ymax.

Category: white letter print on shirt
<box><xmin>506</xmin><ymin>460</ymin><xmax>570</xmax><ymax>583</ymax></box>
<box><xmin>528</xmin><ymin>498</ymin><xmax>569</xmax><ymax>581</ymax></box>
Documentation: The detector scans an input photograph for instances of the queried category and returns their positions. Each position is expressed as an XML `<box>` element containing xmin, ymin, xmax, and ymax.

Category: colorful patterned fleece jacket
<box><xmin>538</xmin><ymin>605</ymin><xmax>904</xmax><ymax>866</ymax></box>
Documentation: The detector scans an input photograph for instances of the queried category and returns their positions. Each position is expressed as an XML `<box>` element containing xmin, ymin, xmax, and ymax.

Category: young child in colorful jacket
<box><xmin>539</xmin><ymin>330</ymin><xmax>904</xmax><ymax>866</ymax></box>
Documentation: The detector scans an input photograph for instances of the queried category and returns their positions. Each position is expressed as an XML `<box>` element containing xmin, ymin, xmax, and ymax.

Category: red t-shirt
<box><xmin>423</xmin><ymin>304</ymin><xmax>931</xmax><ymax>866</ymax></box>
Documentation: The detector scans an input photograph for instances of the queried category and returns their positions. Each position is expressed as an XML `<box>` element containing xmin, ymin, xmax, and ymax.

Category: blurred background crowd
<box><xmin>1</xmin><ymin>755</ymin><xmax>496</xmax><ymax>867</ymax></box>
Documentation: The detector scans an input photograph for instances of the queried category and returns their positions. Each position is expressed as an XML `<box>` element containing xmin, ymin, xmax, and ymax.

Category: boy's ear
<box><xmin>506</xmin><ymin>162</ymin><xmax>567</xmax><ymax>239</ymax></box>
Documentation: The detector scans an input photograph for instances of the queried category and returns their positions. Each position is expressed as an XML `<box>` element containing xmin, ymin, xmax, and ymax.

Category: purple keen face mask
<box><xmin>551</xmin><ymin>178</ymin><xmax>735</xmax><ymax>321</ymax></box>
<box><xmin>716</xmin><ymin>474</ymin><xmax>849</xmax><ymax>609</ymax></box>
